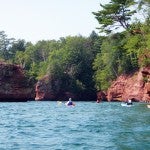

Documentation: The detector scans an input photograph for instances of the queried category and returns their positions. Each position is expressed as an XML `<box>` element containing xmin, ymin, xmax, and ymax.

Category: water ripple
<box><xmin>0</xmin><ymin>102</ymin><xmax>149</xmax><ymax>150</ymax></box>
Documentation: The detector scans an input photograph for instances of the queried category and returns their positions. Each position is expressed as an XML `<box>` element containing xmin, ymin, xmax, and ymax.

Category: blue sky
<box><xmin>0</xmin><ymin>0</ymin><xmax>110</xmax><ymax>43</ymax></box>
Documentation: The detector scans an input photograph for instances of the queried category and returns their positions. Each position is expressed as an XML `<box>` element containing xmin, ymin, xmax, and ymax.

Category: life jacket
<box><xmin>67</xmin><ymin>101</ymin><xmax>73</xmax><ymax>105</ymax></box>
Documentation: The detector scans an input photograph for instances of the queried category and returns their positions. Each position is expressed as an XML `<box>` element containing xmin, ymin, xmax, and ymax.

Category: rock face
<box><xmin>96</xmin><ymin>91</ymin><xmax>107</xmax><ymax>102</ymax></box>
<box><xmin>0</xmin><ymin>62</ymin><xmax>35</xmax><ymax>102</ymax></box>
<box><xmin>35</xmin><ymin>75</ymin><xmax>97</xmax><ymax>101</ymax></box>
<box><xmin>107</xmin><ymin>67</ymin><xmax>150</xmax><ymax>102</ymax></box>
<box><xmin>35</xmin><ymin>75</ymin><xmax>76</xmax><ymax>101</ymax></box>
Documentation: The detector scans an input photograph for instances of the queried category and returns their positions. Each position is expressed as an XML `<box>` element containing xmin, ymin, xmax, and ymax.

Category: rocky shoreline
<box><xmin>97</xmin><ymin>67</ymin><xmax>150</xmax><ymax>102</ymax></box>
<box><xmin>0</xmin><ymin>62</ymin><xmax>35</xmax><ymax>102</ymax></box>
<box><xmin>0</xmin><ymin>62</ymin><xmax>149</xmax><ymax>102</ymax></box>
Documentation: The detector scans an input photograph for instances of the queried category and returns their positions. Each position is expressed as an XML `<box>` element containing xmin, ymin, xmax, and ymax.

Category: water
<box><xmin>0</xmin><ymin>102</ymin><xmax>149</xmax><ymax>150</ymax></box>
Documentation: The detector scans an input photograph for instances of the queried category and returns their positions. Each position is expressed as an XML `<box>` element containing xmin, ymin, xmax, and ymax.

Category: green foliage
<box><xmin>0</xmin><ymin>31</ymin><xmax>15</xmax><ymax>61</ymax></box>
<box><xmin>47</xmin><ymin>48</ymin><xmax>66</xmax><ymax>78</ymax></box>
<box><xmin>93</xmin><ymin>0</ymin><xmax>137</xmax><ymax>34</ymax></box>
<box><xmin>46</xmin><ymin>35</ymin><xmax>101</xmax><ymax>94</ymax></box>
<box><xmin>93</xmin><ymin>34</ymin><xmax>125</xmax><ymax>90</ymax></box>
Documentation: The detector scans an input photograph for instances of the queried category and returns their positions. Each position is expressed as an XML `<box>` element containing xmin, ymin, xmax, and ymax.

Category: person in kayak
<box><xmin>65</xmin><ymin>98</ymin><xmax>75</xmax><ymax>106</ymax></box>
<box><xmin>127</xmin><ymin>99</ymin><xmax>133</xmax><ymax>105</ymax></box>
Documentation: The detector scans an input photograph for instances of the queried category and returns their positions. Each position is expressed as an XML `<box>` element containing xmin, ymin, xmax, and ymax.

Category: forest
<box><xmin>0</xmin><ymin>0</ymin><xmax>150</xmax><ymax>98</ymax></box>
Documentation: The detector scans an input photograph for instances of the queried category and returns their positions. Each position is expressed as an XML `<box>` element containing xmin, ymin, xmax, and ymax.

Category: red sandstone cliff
<box><xmin>0</xmin><ymin>62</ymin><xmax>35</xmax><ymax>102</ymax></box>
<box><xmin>35</xmin><ymin>75</ymin><xmax>76</xmax><ymax>101</ymax></box>
<box><xmin>107</xmin><ymin>67</ymin><xmax>150</xmax><ymax>102</ymax></box>
<box><xmin>35</xmin><ymin>66</ymin><xmax>150</xmax><ymax>102</ymax></box>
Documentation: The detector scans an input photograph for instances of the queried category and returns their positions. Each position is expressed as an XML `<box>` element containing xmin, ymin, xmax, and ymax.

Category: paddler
<box><xmin>65</xmin><ymin>98</ymin><xmax>75</xmax><ymax>106</ymax></box>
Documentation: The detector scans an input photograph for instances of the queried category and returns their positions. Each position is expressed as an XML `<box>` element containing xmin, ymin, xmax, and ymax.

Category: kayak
<box><xmin>121</xmin><ymin>103</ymin><xmax>133</xmax><ymax>107</ymax></box>
<box><xmin>57</xmin><ymin>101</ymin><xmax>62</xmax><ymax>104</ymax></box>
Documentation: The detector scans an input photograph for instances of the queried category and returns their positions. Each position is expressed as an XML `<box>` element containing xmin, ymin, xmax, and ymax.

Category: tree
<box><xmin>8</xmin><ymin>39</ymin><xmax>26</xmax><ymax>62</ymax></box>
<box><xmin>93</xmin><ymin>33</ymin><xmax>129</xmax><ymax>90</ymax></box>
<box><xmin>45</xmin><ymin>35</ymin><xmax>100</xmax><ymax>99</ymax></box>
<box><xmin>0</xmin><ymin>31</ymin><xmax>14</xmax><ymax>60</ymax></box>
<box><xmin>93</xmin><ymin>0</ymin><xmax>137</xmax><ymax>34</ymax></box>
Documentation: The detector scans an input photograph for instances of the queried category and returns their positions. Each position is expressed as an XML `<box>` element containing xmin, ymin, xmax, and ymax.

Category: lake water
<box><xmin>0</xmin><ymin>101</ymin><xmax>149</xmax><ymax>150</ymax></box>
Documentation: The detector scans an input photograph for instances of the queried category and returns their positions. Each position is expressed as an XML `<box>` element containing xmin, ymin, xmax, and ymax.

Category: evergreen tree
<box><xmin>93</xmin><ymin>0</ymin><xmax>137</xmax><ymax>34</ymax></box>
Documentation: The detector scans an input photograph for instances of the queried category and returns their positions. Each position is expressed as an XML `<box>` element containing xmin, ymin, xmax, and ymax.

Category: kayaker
<box><xmin>66</xmin><ymin>98</ymin><xmax>75</xmax><ymax>106</ymax></box>
<box><xmin>127</xmin><ymin>99</ymin><xmax>133</xmax><ymax>105</ymax></box>
<box><xmin>96</xmin><ymin>99</ymin><xmax>101</xmax><ymax>103</ymax></box>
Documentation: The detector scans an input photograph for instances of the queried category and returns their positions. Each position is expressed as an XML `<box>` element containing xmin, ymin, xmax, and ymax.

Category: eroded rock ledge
<box><xmin>107</xmin><ymin>67</ymin><xmax>150</xmax><ymax>102</ymax></box>
<box><xmin>0</xmin><ymin>62</ymin><xmax>35</xmax><ymax>102</ymax></box>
